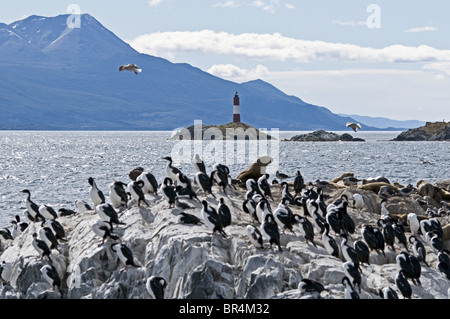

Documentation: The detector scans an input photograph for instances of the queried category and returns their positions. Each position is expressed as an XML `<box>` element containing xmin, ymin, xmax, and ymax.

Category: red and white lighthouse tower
<box><xmin>233</xmin><ymin>92</ymin><xmax>240</xmax><ymax>123</ymax></box>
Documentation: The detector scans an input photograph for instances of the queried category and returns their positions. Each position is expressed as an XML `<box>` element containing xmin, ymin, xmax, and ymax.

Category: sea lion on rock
<box><xmin>417</xmin><ymin>180</ymin><xmax>435</xmax><ymax>198</ymax></box>
<box><xmin>358</xmin><ymin>182</ymin><xmax>399</xmax><ymax>194</ymax></box>
<box><xmin>330</xmin><ymin>172</ymin><xmax>354</xmax><ymax>184</ymax></box>
<box><xmin>236</xmin><ymin>156</ymin><xmax>273</xmax><ymax>184</ymax></box>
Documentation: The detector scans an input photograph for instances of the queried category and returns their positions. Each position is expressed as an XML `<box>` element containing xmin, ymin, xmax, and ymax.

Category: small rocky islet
<box><xmin>0</xmin><ymin>159</ymin><xmax>449</xmax><ymax>300</ymax></box>
<box><xmin>393</xmin><ymin>121</ymin><xmax>450</xmax><ymax>141</ymax></box>
<box><xmin>283</xmin><ymin>130</ymin><xmax>365</xmax><ymax>142</ymax></box>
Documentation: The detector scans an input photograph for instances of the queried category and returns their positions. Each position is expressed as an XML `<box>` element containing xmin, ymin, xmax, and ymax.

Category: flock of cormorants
<box><xmin>1</xmin><ymin>154</ymin><xmax>449</xmax><ymax>299</ymax></box>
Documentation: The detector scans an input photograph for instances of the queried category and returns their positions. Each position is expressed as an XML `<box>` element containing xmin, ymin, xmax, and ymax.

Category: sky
<box><xmin>2</xmin><ymin>0</ymin><xmax>450</xmax><ymax>122</ymax></box>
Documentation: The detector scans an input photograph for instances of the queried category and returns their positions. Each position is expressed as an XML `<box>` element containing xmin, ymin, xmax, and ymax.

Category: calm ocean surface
<box><xmin>1</xmin><ymin>130</ymin><xmax>449</xmax><ymax>228</ymax></box>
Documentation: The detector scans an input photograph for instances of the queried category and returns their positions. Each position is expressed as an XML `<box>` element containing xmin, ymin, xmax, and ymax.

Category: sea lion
<box><xmin>330</xmin><ymin>172</ymin><xmax>354</xmax><ymax>184</ymax></box>
<box><xmin>357</xmin><ymin>182</ymin><xmax>399</xmax><ymax>194</ymax></box>
<box><xmin>236</xmin><ymin>156</ymin><xmax>273</xmax><ymax>184</ymax></box>
<box><xmin>417</xmin><ymin>180</ymin><xmax>435</xmax><ymax>198</ymax></box>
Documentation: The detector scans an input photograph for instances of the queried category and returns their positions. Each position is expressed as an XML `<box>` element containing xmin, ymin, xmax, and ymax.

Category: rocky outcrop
<box><xmin>0</xmin><ymin>176</ymin><xmax>449</xmax><ymax>299</ymax></box>
<box><xmin>170</xmin><ymin>122</ymin><xmax>274</xmax><ymax>140</ymax></box>
<box><xmin>393</xmin><ymin>121</ymin><xmax>450</xmax><ymax>141</ymax></box>
<box><xmin>284</xmin><ymin>130</ymin><xmax>365</xmax><ymax>142</ymax></box>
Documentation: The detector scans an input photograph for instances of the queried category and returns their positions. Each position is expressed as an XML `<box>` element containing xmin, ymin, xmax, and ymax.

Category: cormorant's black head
<box><xmin>162</xmin><ymin>156</ymin><xmax>172</xmax><ymax>162</ymax></box>
<box><xmin>88</xmin><ymin>177</ymin><xmax>94</xmax><ymax>185</ymax></box>
<box><xmin>20</xmin><ymin>189</ymin><xmax>30</xmax><ymax>194</ymax></box>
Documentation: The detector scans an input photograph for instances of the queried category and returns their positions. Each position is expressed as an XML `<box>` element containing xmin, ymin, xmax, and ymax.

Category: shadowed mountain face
<box><xmin>0</xmin><ymin>14</ymin><xmax>374</xmax><ymax>131</ymax></box>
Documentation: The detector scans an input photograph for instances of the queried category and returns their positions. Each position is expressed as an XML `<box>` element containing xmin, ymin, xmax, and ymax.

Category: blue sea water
<box><xmin>1</xmin><ymin>130</ymin><xmax>449</xmax><ymax>228</ymax></box>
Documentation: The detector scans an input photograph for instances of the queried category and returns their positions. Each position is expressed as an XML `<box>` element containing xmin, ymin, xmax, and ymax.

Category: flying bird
<box><xmin>346</xmin><ymin>122</ymin><xmax>362</xmax><ymax>132</ymax></box>
<box><xmin>119</xmin><ymin>64</ymin><xmax>142</xmax><ymax>75</ymax></box>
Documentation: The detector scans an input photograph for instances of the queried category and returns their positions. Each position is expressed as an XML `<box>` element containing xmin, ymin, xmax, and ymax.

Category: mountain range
<box><xmin>0</xmin><ymin>14</ymin><xmax>415</xmax><ymax>131</ymax></box>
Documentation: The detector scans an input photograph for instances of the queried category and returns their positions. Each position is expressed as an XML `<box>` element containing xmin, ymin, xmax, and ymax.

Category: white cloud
<box><xmin>213</xmin><ymin>0</ymin><xmax>285</xmax><ymax>12</ymax></box>
<box><xmin>149</xmin><ymin>0</ymin><xmax>164</xmax><ymax>7</ymax></box>
<box><xmin>405</xmin><ymin>26</ymin><xmax>438</xmax><ymax>33</ymax></box>
<box><xmin>213</xmin><ymin>1</ymin><xmax>240</xmax><ymax>8</ymax></box>
<box><xmin>130</xmin><ymin>30</ymin><xmax>450</xmax><ymax>64</ymax></box>
<box><xmin>332</xmin><ymin>20</ymin><xmax>367</xmax><ymax>27</ymax></box>
<box><xmin>423</xmin><ymin>62</ymin><xmax>450</xmax><ymax>76</ymax></box>
<box><xmin>207</xmin><ymin>64</ymin><xmax>269</xmax><ymax>81</ymax></box>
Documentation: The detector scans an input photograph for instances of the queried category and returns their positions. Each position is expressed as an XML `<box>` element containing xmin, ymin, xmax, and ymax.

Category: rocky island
<box><xmin>393</xmin><ymin>121</ymin><xmax>450</xmax><ymax>141</ymax></box>
<box><xmin>0</xmin><ymin>163</ymin><xmax>449</xmax><ymax>300</ymax></box>
<box><xmin>170</xmin><ymin>122</ymin><xmax>274</xmax><ymax>140</ymax></box>
<box><xmin>284</xmin><ymin>130</ymin><xmax>365</xmax><ymax>142</ymax></box>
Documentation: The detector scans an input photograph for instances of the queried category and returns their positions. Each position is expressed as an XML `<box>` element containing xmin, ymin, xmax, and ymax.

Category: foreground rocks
<box><xmin>0</xmin><ymin>176</ymin><xmax>449</xmax><ymax>299</ymax></box>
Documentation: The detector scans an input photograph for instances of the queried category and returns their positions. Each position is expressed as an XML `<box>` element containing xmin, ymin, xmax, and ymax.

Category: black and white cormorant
<box><xmin>128</xmin><ymin>180</ymin><xmax>150</xmax><ymax>207</ymax></box>
<box><xmin>193</xmin><ymin>154</ymin><xmax>206</xmax><ymax>174</ymax></box>
<box><xmin>201</xmin><ymin>200</ymin><xmax>227</xmax><ymax>238</ymax></box>
<box><xmin>160</xmin><ymin>177</ymin><xmax>177</xmax><ymax>208</ymax></box>
<box><xmin>261</xmin><ymin>213</ymin><xmax>282</xmax><ymax>252</ymax></box>
<box><xmin>38</xmin><ymin>204</ymin><xmax>58</xmax><ymax>220</ymax></box>
<box><xmin>246</xmin><ymin>225</ymin><xmax>264</xmax><ymax>249</ymax></box>
<box><xmin>294</xmin><ymin>214</ymin><xmax>317</xmax><ymax>247</ymax></box>
<box><xmin>136</xmin><ymin>172</ymin><xmax>159</xmax><ymax>195</ymax></box>
<box><xmin>39</xmin><ymin>226</ymin><xmax>60</xmax><ymax>252</ymax></box>
<box><xmin>409</xmin><ymin>235</ymin><xmax>429</xmax><ymax>267</ymax></box>
<box><xmin>111</xmin><ymin>243</ymin><xmax>140</xmax><ymax>271</ymax></box>
<box><xmin>40</xmin><ymin>264</ymin><xmax>61</xmax><ymax>291</ymax></box>
<box><xmin>58</xmin><ymin>208</ymin><xmax>77</xmax><ymax>217</ymax></box>
<box><xmin>273</xmin><ymin>205</ymin><xmax>295</xmax><ymax>235</ymax></box>
<box><xmin>195</xmin><ymin>171</ymin><xmax>215</xmax><ymax>198</ymax></box>
<box><xmin>75</xmin><ymin>200</ymin><xmax>92</xmax><ymax>213</ymax></box>
<box><xmin>379</xmin><ymin>287</ymin><xmax>399</xmax><ymax>299</ymax></box>
<box><xmin>340</xmin><ymin>234</ymin><xmax>361</xmax><ymax>271</ymax></box>
<box><xmin>354</xmin><ymin>239</ymin><xmax>370</xmax><ymax>266</ymax></box>
<box><xmin>146</xmin><ymin>276</ymin><xmax>167</xmax><ymax>299</ymax></box>
<box><xmin>42</xmin><ymin>219</ymin><xmax>66</xmax><ymax>242</ymax></box>
<box><xmin>218</xmin><ymin>198</ymin><xmax>232</xmax><ymax>228</ymax></box>
<box><xmin>343</xmin><ymin>261</ymin><xmax>362</xmax><ymax>293</ymax></box>
<box><xmin>20</xmin><ymin>189</ymin><xmax>45</xmax><ymax>222</ymax></box>
<box><xmin>242</xmin><ymin>198</ymin><xmax>258</xmax><ymax>223</ymax></box>
<box><xmin>396</xmin><ymin>251</ymin><xmax>422</xmax><ymax>286</ymax></box>
<box><xmin>321</xmin><ymin>223</ymin><xmax>340</xmax><ymax>258</ymax></box>
<box><xmin>162</xmin><ymin>156</ymin><xmax>182</xmax><ymax>184</ymax></box>
<box><xmin>92</xmin><ymin>220</ymin><xmax>120</xmax><ymax>246</ymax></box>
<box><xmin>395</xmin><ymin>270</ymin><xmax>412</xmax><ymax>299</ymax></box>
<box><xmin>177</xmin><ymin>212</ymin><xmax>203</xmax><ymax>225</ymax></box>
<box><xmin>95</xmin><ymin>203</ymin><xmax>125</xmax><ymax>229</ymax></box>
<box><xmin>257</xmin><ymin>174</ymin><xmax>273</xmax><ymax>201</ymax></box>
<box><xmin>377</xmin><ymin>218</ymin><xmax>395</xmax><ymax>251</ymax></box>
<box><xmin>88</xmin><ymin>177</ymin><xmax>106</xmax><ymax>207</ymax></box>
<box><xmin>32</xmin><ymin>232</ymin><xmax>51</xmax><ymax>261</ymax></box>
<box><xmin>342</xmin><ymin>276</ymin><xmax>360</xmax><ymax>299</ymax></box>
<box><xmin>280</xmin><ymin>182</ymin><xmax>295</xmax><ymax>205</ymax></box>
<box><xmin>109</xmin><ymin>181</ymin><xmax>129</xmax><ymax>209</ymax></box>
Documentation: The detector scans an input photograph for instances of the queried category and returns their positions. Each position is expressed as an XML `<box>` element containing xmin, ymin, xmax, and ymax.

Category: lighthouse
<box><xmin>233</xmin><ymin>92</ymin><xmax>240</xmax><ymax>123</ymax></box>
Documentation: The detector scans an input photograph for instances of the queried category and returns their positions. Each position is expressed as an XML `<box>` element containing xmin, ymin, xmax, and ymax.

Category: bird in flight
<box><xmin>346</xmin><ymin>122</ymin><xmax>362</xmax><ymax>132</ymax></box>
<box><xmin>119</xmin><ymin>64</ymin><xmax>142</xmax><ymax>75</ymax></box>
